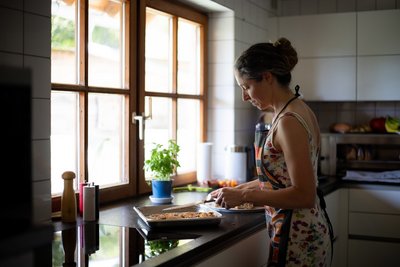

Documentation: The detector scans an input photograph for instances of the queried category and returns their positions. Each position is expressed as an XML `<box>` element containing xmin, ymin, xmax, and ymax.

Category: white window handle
<box><xmin>132</xmin><ymin>112</ymin><xmax>145</xmax><ymax>140</ymax></box>
<box><xmin>132</xmin><ymin>97</ymin><xmax>152</xmax><ymax>140</ymax></box>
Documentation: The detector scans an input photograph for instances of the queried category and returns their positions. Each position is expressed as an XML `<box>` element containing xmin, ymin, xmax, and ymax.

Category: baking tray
<box><xmin>133</xmin><ymin>204</ymin><xmax>223</xmax><ymax>228</ymax></box>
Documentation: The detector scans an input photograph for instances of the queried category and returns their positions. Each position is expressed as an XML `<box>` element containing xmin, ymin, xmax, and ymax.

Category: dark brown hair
<box><xmin>234</xmin><ymin>37</ymin><xmax>298</xmax><ymax>86</ymax></box>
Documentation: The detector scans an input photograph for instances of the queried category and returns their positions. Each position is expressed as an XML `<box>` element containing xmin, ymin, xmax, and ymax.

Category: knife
<box><xmin>162</xmin><ymin>198</ymin><xmax>215</xmax><ymax>211</ymax></box>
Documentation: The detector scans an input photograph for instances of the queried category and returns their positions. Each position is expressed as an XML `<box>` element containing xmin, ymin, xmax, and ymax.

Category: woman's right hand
<box><xmin>208</xmin><ymin>188</ymin><xmax>222</xmax><ymax>200</ymax></box>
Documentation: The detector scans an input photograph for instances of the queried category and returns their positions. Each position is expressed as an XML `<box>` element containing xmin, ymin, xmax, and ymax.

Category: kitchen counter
<box><xmin>51</xmin><ymin>178</ymin><xmax>399</xmax><ymax>267</ymax></box>
<box><xmin>53</xmin><ymin>191</ymin><xmax>267</xmax><ymax>267</ymax></box>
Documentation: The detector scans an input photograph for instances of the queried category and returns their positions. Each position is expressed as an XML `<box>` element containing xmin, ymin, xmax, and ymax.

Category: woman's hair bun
<box><xmin>275</xmin><ymin>37</ymin><xmax>298</xmax><ymax>71</ymax></box>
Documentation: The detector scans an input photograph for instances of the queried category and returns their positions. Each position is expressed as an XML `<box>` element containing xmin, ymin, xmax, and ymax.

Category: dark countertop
<box><xmin>51</xmin><ymin>178</ymin><xmax>399</xmax><ymax>266</ymax></box>
<box><xmin>53</xmin><ymin>191</ymin><xmax>267</xmax><ymax>267</ymax></box>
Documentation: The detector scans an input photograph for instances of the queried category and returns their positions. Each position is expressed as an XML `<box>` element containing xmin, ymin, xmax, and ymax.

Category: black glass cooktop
<box><xmin>52</xmin><ymin>223</ymin><xmax>197</xmax><ymax>267</ymax></box>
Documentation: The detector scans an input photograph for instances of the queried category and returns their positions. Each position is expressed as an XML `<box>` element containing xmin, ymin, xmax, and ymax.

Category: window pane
<box><xmin>144</xmin><ymin>97</ymin><xmax>172</xmax><ymax>178</ymax></box>
<box><xmin>88</xmin><ymin>93</ymin><xmax>127</xmax><ymax>186</ymax></box>
<box><xmin>177</xmin><ymin>99</ymin><xmax>200</xmax><ymax>173</ymax></box>
<box><xmin>178</xmin><ymin>19</ymin><xmax>200</xmax><ymax>95</ymax></box>
<box><xmin>88</xmin><ymin>0</ymin><xmax>124</xmax><ymax>88</ymax></box>
<box><xmin>51</xmin><ymin>0</ymin><xmax>77</xmax><ymax>84</ymax></box>
<box><xmin>51</xmin><ymin>91</ymin><xmax>79</xmax><ymax>194</ymax></box>
<box><xmin>145</xmin><ymin>8</ymin><xmax>172</xmax><ymax>93</ymax></box>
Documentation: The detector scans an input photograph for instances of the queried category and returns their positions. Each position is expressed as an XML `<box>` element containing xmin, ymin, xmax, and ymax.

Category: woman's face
<box><xmin>235</xmin><ymin>71</ymin><xmax>271</xmax><ymax>111</ymax></box>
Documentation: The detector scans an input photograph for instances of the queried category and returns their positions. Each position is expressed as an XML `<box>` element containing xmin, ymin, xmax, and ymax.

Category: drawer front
<box><xmin>349</xmin><ymin>188</ymin><xmax>400</xmax><ymax>214</ymax></box>
<box><xmin>348</xmin><ymin>239</ymin><xmax>400</xmax><ymax>267</ymax></box>
<box><xmin>349</xmin><ymin>212</ymin><xmax>400</xmax><ymax>239</ymax></box>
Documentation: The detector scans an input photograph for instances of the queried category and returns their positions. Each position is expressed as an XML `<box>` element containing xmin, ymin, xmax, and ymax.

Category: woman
<box><xmin>210</xmin><ymin>38</ymin><xmax>333</xmax><ymax>266</ymax></box>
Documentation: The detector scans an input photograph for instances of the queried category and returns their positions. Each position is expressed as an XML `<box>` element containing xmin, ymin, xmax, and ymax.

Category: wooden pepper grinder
<box><xmin>61</xmin><ymin>171</ymin><xmax>77</xmax><ymax>222</ymax></box>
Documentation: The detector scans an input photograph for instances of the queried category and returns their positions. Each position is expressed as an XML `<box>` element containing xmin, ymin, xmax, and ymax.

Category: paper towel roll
<box><xmin>83</xmin><ymin>185</ymin><xmax>96</xmax><ymax>221</ymax></box>
<box><xmin>224</xmin><ymin>148</ymin><xmax>247</xmax><ymax>184</ymax></box>
<box><xmin>197</xmin><ymin>142</ymin><xmax>213</xmax><ymax>184</ymax></box>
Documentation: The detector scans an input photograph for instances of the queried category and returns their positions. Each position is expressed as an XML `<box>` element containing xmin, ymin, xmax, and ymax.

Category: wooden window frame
<box><xmin>52</xmin><ymin>0</ymin><xmax>136</xmax><ymax>212</ymax></box>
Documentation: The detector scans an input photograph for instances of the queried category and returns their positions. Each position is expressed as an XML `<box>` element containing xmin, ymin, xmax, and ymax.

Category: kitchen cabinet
<box><xmin>347</xmin><ymin>185</ymin><xmax>400</xmax><ymax>266</ymax></box>
<box><xmin>279</xmin><ymin>13</ymin><xmax>357</xmax><ymax>101</ymax></box>
<box><xmin>325</xmin><ymin>188</ymin><xmax>348</xmax><ymax>267</ymax></box>
<box><xmin>279</xmin><ymin>13</ymin><xmax>356</xmax><ymax>57</ymax></box>
<box><xmin>279</xmin><ymin>9</ymin><xmax>400</xmax><ymax>101</ymax></box>
<box><xmin>193</xmin><ymin>227</ymin><xmax>269</xmax><ymax>267</ymax></box>
<box><xmin>357</xmin><ymin>55</ymin><xmax>400</xmax><ymax>101</ymax></box>
<box><xmin>357</xmin><ymin>9</ymin><xmax>400</xmax><ymax>101</ymax></box>
<box><xmin>357</xmin><ymin>10</ymin><xmax>400</xmax><ymax>56</ymax></box>
<box><xmin>292</xmin><ymin>57</ymin><xmax>356</xmax><ymax>101</ymax></box>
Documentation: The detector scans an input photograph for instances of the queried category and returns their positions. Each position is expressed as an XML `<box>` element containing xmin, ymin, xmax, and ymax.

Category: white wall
<box><xmin>199</xmin><ymin>0</ymin><xmax>278</xmax><ymax>179</ymax></box>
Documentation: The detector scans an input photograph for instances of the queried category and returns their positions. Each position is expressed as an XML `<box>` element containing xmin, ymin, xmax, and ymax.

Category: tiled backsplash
<box><xmin>308</xmin><ymin>101</ymin><xmax>400</xmax><ymax>133</ymax></box>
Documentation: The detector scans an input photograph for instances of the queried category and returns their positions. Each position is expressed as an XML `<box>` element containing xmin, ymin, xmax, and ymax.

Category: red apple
<box><xmin>369</xmin><ymin>117</ymin><xmax>387</xmax><ymax>133</ymax></box>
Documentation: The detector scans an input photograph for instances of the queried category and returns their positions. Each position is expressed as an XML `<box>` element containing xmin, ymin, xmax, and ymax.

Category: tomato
<box><xmin>369</xmin><ymin>117</ymin><xmax>387</xmax><ymax>133</ymax></box>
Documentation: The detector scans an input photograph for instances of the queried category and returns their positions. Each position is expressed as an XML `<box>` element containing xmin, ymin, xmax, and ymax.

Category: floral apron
<box><xmin>255</xmin><ymin>112</ymin><xmax>333</xmax><ymax>267</ymax></box>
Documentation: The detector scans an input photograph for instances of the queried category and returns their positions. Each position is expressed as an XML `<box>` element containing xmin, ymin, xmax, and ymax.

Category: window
<box><xmin>140</xmin><ymin>1</ymin><xmax>207</xmax><ymax>189</ymax></box>
<box><xmin>51</xmin><ymin>0</ymin><xmax>207</xmax><ymax>209</ymax></box>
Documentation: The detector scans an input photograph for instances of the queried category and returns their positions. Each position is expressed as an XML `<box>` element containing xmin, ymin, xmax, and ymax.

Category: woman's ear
<box><xmin>263</xmin><ymin>71</ymin><xmax>273</xmax><ymax>84</ymax></box>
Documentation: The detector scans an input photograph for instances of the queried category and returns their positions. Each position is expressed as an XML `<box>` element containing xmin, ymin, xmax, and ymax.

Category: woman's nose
<box><xmin>242</xmin><ymin>90</ymin><xmax>250</xmax><ymax>101</ymax></box>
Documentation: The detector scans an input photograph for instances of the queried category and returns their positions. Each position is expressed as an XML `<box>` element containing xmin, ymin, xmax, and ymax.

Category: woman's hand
<box><xmin>207</xmin><ymin>188</ymin><xmax>221</xmax><ymax>200</ymax></box>
<box><xmin>215</xmin><ymin>187</ymin><xmax>245</xmax><ymax>209</ymax></box>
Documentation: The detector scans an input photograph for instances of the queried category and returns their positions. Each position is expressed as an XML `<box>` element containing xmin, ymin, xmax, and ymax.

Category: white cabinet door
<box><xmin>357</xmin><ymin>10</ymin><xmax>400</xmax><ymax>55</ymax></box>
<box><xmin>349</xmin><ymin>186</ymin><xmax>400</xmax><ymax>214</ymax></box>
<box><xmin>279</xmin><ymin>13</ymin><xmax>356</xmax><ymax>57</ymax></box>
<box><xmin>357</xmin><ymin>55</ymin><xmax>400</xmax><ymax>101</ymax></box>
<box><xmin>292</xmin><ymin>57</ymin><xmax>356</xmax><ymax>101</ymax></box>
<box><xmin>348</xmin><ymin>239</ymin><xmax>400</xmax><ymax>267</ymax></box>
<box><xmin>193</xmin><ymin>227</ymin><xmax>269</xmax><ymax>267</ymax></box>
<box><xmin>325</xmin><ymin>188</ymin><xmax>348</xmax><ymax>267</ymax></box>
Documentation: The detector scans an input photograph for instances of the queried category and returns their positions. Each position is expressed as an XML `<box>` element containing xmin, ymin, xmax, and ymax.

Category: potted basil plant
<box><xmin>144</xmin><ymin>140</ymin><xmax>180</xmax><ymax>201</ymax></box>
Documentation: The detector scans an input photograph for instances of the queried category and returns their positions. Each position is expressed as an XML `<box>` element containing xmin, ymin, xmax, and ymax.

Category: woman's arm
<box><xmin>216</xmin><ymin>116</ymin><xmax>316</xmax><ymax>209</ymax></box>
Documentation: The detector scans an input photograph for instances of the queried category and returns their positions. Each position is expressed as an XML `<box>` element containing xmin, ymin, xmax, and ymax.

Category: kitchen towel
<box><xmin>197</xmin><ymin>142</ymin><xmax>213</xmax><ymax>185</ymax></box>
<box><xmin>83</xmin><ymin>185</ymin><xmax>96</xmax><ymax>221</ymax></box>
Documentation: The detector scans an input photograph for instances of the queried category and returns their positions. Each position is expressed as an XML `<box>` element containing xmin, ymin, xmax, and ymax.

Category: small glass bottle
<box><xmin>61</xmin><ymin>171</ymin><xmax>77</xmax><ymax>223</ymax></box>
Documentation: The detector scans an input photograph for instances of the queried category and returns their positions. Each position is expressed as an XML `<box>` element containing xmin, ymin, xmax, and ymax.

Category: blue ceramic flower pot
<box><xmin>151</xmin><ymin>180</ymin><xmax>172</xmax><ymax>198</ymax></box>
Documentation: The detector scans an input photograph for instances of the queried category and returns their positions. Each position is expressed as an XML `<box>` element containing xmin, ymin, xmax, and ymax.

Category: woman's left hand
<box><xmin>215</xmin><ymin>187</ymin><xmax>244</xmax><ymax>209</ymax></box>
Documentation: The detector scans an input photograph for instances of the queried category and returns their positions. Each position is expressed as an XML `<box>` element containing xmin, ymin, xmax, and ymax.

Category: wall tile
<box><xmin>208</xmin><ymin>85</ymin><xmax>235</xmax><ymax>109</ymax></box>
<box><xmin>234</xmin><ymin>130</ymin><xmax>254</xmax><ymax>149</ymax></box>
<box><xmin>0</xmin><ymin>7</ymin><xmax>23</xmax><ymax>53</ymax></box>
<box><xmin>376</xmin><ymin>0</ymin><xmax>396</xmax><ymax>9</ymax></box>
<box><xmin>24</xmin><ymin>56</ymin><xmax>51</xmax><ymax>99</ymax></box>
<box><xmin>319</xmin><ymin>102</ymin><xmax>338</xmax><ymax>111</ymax></box>
<box><xmin>318</xmin><ymin>0</ymin><xmax>337</xmax><ymax>13</ymax></box>
<box><xmin>32</xmin><ymin>98</ymin><xmax>50</xmax><ymax>140</ymax></box>
<box><xmin>338</xmin><ymin>0</ymin><xmax>356</xmax><ymax>12</ymax></box>
<box><xmin>357</xmin><ymin>0</ymin><xmax>376</xmax><ymax>11</ymax></box>
<box><xmin>208</xmin><ymin>40</ymin><xmax>234</xmax><ymax>64</ymax></box>
<box><xmin>24</xmin><ymin>13</ymin><xmax>51</xmax><ymax>57</ymax></box>
<box><xmin>24</xmin><ymin>0</ymin><xmax>51</xmax><ymax>17</ymax></box>
<box><xmin>337</xmin><ymin>102</ymin><xmax>357</xmax><ymax>110</ymax></box>
<box><xmin>267</xmin><ymin>17</ymin><xmax>278</xmax><ymax>40</ymax></box>
<box><xmin>208</xmin><ymin>62</ymin><xmax>235</xmax><ymax>87</ymax></box>
<box><xmin>337</xmin><ymin>110</ymin><xmax>356</xmax><ymax>125</ymax></box>
<box><xmin>32</xmin><ymin>139</ymin><xmax>50</xmax><ymax>182</ymax></box>
<box><xmin>0</xmin><ymin>52</ymin><xmax>23</xmax><ymax>67</ymax></box>
<box><xmin>208</xmin><ymin>16</ymin><xmax>234</xmax><ymax>41</ymax></box>
<box><xmin>234</xmin><ymin>108</ymin><xmax>258</xmax><ymax>131</ymax></box>
<box><xmin>208</xmin><ymin>108</ymin><xmax>235</xmax><ymax>132</ymax></box>
<box><xmin>356</xmin><ymin>101</ymin><xmax>376</xmax><ymax>111</ymax></box>
<box><xmin>207</xmin><ymin>131</ymin><xmax>235</xmax><ymax>156</ymax></box>
<box><xmin>0</xmin><ymin>0</ymin><xmax>22</xmax><ymax>10</ymax></box>
<box><xmin>318</xmin><ymin>110</ymin><xmax>337</xmax><ymax>132</ymax></box>
<box><xmin>300</xmin><ymin>0</ymin><xmax>318</xmax><ymax>14</ymax></box>
<box><xmin>281</xmin><ymin>0</ymin><xmax>301</xmax><ymax>16</ymax></box>
<box><xmin>355</xmin><ymin>109</ymin><xmax>375</xmax><ymax>125</ymax></box>
<box><xmin>32</xmin><ymin>180</ymin><xmax>51</xmax><ymax>224</ymax></box>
